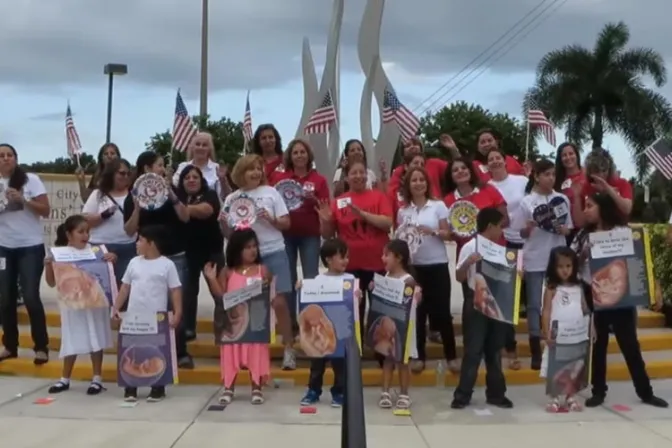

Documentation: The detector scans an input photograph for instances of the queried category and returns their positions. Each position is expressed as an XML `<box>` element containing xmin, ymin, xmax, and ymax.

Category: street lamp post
<box><xmin>200</xmin><ymin>0</ymin><xmax>209</xmax><ymax>118</ymax></box>
<box><xmin>103</xmin><ymin>63</ymin><xmax>128</xmax><ymax>143</ymax></box>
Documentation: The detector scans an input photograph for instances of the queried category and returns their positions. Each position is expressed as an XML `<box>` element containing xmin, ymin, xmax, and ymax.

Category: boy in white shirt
<box><xmin>452</xmin><ymin>207</ymin><xmax>513</xmax><ymax>410</ymax></box>
<box><xmin>113</xmin><ymin>225</ymin><xmax>182</xmax><ymax>402</ymax></box>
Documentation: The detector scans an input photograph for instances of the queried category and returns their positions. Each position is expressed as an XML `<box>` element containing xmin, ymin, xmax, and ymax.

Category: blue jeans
<box><xmin>168</xmin><ymin>252</ymin><xmax>190</xmax><ymax>359</ymax></box>
<box><xmin>0</xmin><ymin>244</ymin><xmax>48</xmax><ymax>353</ymax></box>
<box><xmin>97</xmin><ymin>242</ymin><xmax>136</xmax><ymax>286</ymax></box>
<box><xmin>524</xmin><ymin>271</ymin><xmax>546</xmax><ymax>338</ymax></box>
<box><xmin>284</xmin><ymin>236</ymin><xmax>320</xmax><ymax>325</ymax></box>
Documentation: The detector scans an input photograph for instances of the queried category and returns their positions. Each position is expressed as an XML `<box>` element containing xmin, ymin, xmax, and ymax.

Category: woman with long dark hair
<box><xmin>333</xmin><ymin>139</ymin><xmax>380</xmax><ymax>196</ymax></box>
<box><xmin>571</xmin><ymin>193</ymin><xmax>667</xmax><ymax>408</ymax></box>
<box><xmin>252</xmin><ymin>124</ymin><xmax>285</xmax><ymax>183</ymax></box>
<box><xmin>81</xmin><ymin>158</ymin><xmax>135</xmax><ymax>284</ymax></box>
<box><xmin>0</xmin><ymin>143</ymin><xmax>51</xmax><ymax>364</ymax></box>
<box><xmin>554</xmin><ymin>143</ymin><xmax>585</xmax><ymax>243</ymax></box>
<box><xmin>76</xmin><ymin>143</ymin><xmax>121</xmax><ymax>203</ymax></box>
<box><xmin>471</xmin><ymin>129</ymin><xmax>524</xmax><ymax>183</ymax></box>
<box><xmin>175</xmin><ymin>165</ymin><xmax>224</xmax><ymax>341</ymax></box>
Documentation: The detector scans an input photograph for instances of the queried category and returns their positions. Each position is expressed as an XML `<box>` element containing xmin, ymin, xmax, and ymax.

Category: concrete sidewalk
<box><xmin>1</xmin><ymin>377</ymin><xmax>672</xmax><ymax>447</ymax></box>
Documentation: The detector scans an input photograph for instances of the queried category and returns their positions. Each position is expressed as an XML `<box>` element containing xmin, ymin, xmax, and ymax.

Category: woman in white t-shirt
<box><xmin>487</xmin><ymin>148</ymin><xmax>528</xmax><ymax>370</ymax></box>
<box><xmin>0</xmin><ymin>144</ymin><xmax>51</xmax><ymax>364</ymax></box>
<box><xmin>221</xmin><ymin>154</ymin><xmax>296</xmax><ymax>370</ymax></box>
<box><xmin>333</xmin><ymin>139</ymin><xmax>380</xmax><ymax>195</ymax></box>
<box><xmin>519</xmin><ymin>158</ymin><xmax>573</xmax><ymax>371</ymax></box>
<box><xmin>82</xmin><ymin>158</ymin><xmax>135</xmax><ymax>285</ymax></box>
<box><xmin>172</xmin><ymin>132</ymin><xmax>232</xmax><ymax>201</ymax></box>
<box><xmin>396</xmin><ymin>167</ymin><xmax>458</xmax><ymax>374</ymax></box>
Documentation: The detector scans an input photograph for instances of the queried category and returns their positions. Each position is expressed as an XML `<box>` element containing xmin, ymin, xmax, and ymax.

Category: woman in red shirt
<box><xmin>472</xmin><ymin>129</ymin><xmax>525</xmax><ymax>183</ymax></box>
<box><xmin>252</xmin><ymin>124</ymin><xmax>285</xmax><ymax>183</ymax></box>
<box><xmin>317</xmin><ymin>160</ymin><xmax>393</xmax><ymax>325</ymax></box>
<box><xmin>275</xmin><ymin>139</ymin><xmax>330</xmax><ymax>327</ymax></box>
<box><xmin>443</xmin><ymin>158</ymin><xmax>508</xmax><ymax>255</ymax></box>
<box><xmin>554</xmin><ymin>142</ymin><xmax>586</xmax><ymax>244</ymax></box>
<box><xmin>388</xmin><ymin>137</ymin><xmax>451</xmax><ymax>199</ymax></box>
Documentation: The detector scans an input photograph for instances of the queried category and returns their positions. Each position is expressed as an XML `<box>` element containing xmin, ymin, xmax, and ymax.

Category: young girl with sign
<box><xmin>44</xmin><ymin>215</ymin><xmax>116</xmax><ymax>395</ymax></box>
<box><xmin>540</xmin><ymin>247</ymin><xmax>592</xmax><ymax>412</ymax></box>
<box><xmin>203</xmin><ymin>228</ymin><xmax>272</xmax><ymax>405</ymax></box>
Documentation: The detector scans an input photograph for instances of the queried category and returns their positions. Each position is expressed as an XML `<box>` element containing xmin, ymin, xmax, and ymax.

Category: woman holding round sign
<box><xmin>252</xmin><ymin>124</ymin><xmax>285</xmax><ymax>184</ymax></box>
<box><xmin>221</xmin><ymin>154</ymin><xmax>296</xmax><ymax>370</ymax></box>
<box><xmin>122</xmin><ymin>151</ymin><xmax>194</xmax><ymax>368</ymax></box>
<box><xmin>0</xmin><ymin>143</ymin><xmax>51</xmax><ymax>364</ymax></box>
<box><xmin>316</xmin><ymin>160</ymin><xmax>393</xmax><ymax>327</ymax></box>
<box><xmin>518</xmin><ymin>158</ymin><xmax>573</xmax><ymax>370</ymax></box>
<box><xmin>172</xmin><ymin>132</ymin><xmax>232</xmax><ymax>199</ymax></box>
<box><xmin>396</xmin><ymin>167</ymin><xmax>458</xmax><ymax>374</ymax></box>
<box><xmin>471</xmin><ymin>129</ymin><xmax>525</xmax><ymax>183</ymax></box>
<box><xmin>76</xmin><ymin>142</ymin><xmax>121</xmax><ymax>203</ymax></box>
<box><xmin>81</xmin><ymin>158</ymin><xmax>136</xmax><ymax>285</ymax></box>
<box><xmin>175</xmin><ymin>165</ymin><xmax>224</xmax><ymax>341</ymax></box>
<box><xmin>273</xmin><ymin>139</ymin><xmax>329</xmax><ymax>326</ymax></box>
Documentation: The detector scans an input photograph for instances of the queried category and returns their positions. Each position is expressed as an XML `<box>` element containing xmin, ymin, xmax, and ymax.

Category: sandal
<box><xmin>48</xmin><ymin>381</ymin><xmax>70</xmax><ymax>394</ymax></box>
<box><xmin>395</xmin><ymin>394</ymin><xmax>412</xmax><ymax>410</ymax></box>
<box><xmin>378</xmin><ymin>391</ymin><xmax>393</xmax><ymax>409</ymax></box>
<box><xmin>507</xmin><ymin>357</ymin><xmax>521</xmax><ymax>371</ymax></box>
<box><xmin>34</xmin><ymin>350</ymin><xmax>49</xmax><ymax>366</ymax></box>
<box><xmin>251</xmin><ymin>389</ymin><xmax>265</xmax><ymax>405</ymax></box>
<box><xmin>410</xmin><ymin>360</ymin><xmax>425</xmax><ymax>374</ymax></box>
<box><xmin>86</xmin><ymin>381</ymin><xmax>106</xmax><ymax>396</ymax></box>
<box><xmin>218</xmin><ymin>389</ymin><xmax>234</xmax><ymax>405</ymax></box>
<box><xmin>566</xmin><ymin>396</ymin><xmax>583</xmax><ymax>412</ymax></box>
<box><xmin>546</xmin><ymin>398</ymin><xmax>561</xmax><ymax>413</ymax></box>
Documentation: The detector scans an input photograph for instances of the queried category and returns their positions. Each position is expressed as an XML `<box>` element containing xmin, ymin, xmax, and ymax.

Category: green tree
<box><xmin>146</xmin><ymin>115</ymin><xmax>246</xmax><ymax>168</ymax></box>
<box><xmin>524</xmin><ymin>21</ymin><xmax>672</xmax><ymax>178</ymax></box>
<box><xmin>419</xmin><ymin>101</ymin><xmax>538</xmax><ymax>161</ymax></box>
<box><xmin>22</xmin><ymin>152</ymin><xmax>96</xmax><ymax>174</ymax></box>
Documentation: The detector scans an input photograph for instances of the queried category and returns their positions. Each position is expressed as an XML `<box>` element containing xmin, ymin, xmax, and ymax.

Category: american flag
<box><xmin>65</xmin><ymin>104</ymin><xmax>81</xmax><ymax>159</ymax></box>
<box><xmin>243</xmin><ymin>91</ymin><xmax>253</xmax><ymax>148</ymax></box>
<box><xmin>527</xmin><ymin>104</ymin><xmax>556</xmax><ymax>147</ymax></box>
<box><xmin>644</xmin><ymin>138</ymin><xmax>672</xmax><ymax>180</ymax></box>
<box><xmin>382</xmin><ymin>87</ymin><xmax>420</xmax><ymax>142</ymax></box>
<box><xmin>304</xmin><ymin>90</ymin><xmax>337</xmax><ymax>135</ymax></box>
<box><xmin>172</xmin><ymin>90</ymin><xmax>198</xmax><ymax>152</ymax></box>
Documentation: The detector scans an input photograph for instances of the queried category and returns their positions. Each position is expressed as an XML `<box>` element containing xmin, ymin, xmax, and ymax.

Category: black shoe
<box><xmin>585</xmin><ymin>395</ymin><xmax>605</xmax><ymax>407</ymax></box>
<box><xmin>48</xmin><ymin>381</ymin><xmax>70</xmax><ymax>393</ymax></box>
<box><xmin>529</xmin><ymin>336</ymin><xmax>542</xmax><ymax>371</ymax></box>
<box><xmin>86</xmin><ymin>382</ymin><xmax>106</xmax><ymax>396</ymax></box>
<box><xmin>124</xmin><ymin>387</ymin><xmax>138</xmax><ymax>402</ymax></box>
<box><xmin>486</xmin><ymin>396</ymin><xmax>514</xmax><ymax>408</ymax></box>
<box><xmin>184</xmin><ymin>330</ymin><xmax>196</xmax><ymax>342</ymax></box>
<box><xmin>642</xmin><ymin>395</ymin><xmax>669</xmax><ymax>408</ymax></box>
<box><xmin>177</xmin><ymin>355</ymin><xmax>194</xmax><ymax>369</ymax></box>
<box><xmin>147</xmin><ymin>386</ymin><xmax>166</xmax><ymax>402</ymax></box>
<box><xmin>450</xmin><ymin>397</ymin><xmax>469</xmax><ymax>409</ymax></box>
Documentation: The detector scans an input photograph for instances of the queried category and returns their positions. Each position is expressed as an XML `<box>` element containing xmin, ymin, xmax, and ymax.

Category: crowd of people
<box><xmin>0</xmin><ymin>124</ymin><xmax>668</xmax><ymax>411</ymax></box>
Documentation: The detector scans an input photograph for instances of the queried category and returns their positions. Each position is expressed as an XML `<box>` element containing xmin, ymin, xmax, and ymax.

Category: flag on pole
<box><xmin>304</xmin><ymin>90</ymin><xmax>337</xmax><ymax>135</ymax></box>
<box><xmin>243</xmin><ymin>91</ymin><xmax>253</xmax><ymax>150</ymax></box>
<box><xmin>172</xmin><ymin>90</ymin><xmax>198</xmax><ymax>152</ymax></box>
<box><xmin>644</xmin><ymin>138</ymin><xmax>672</xmax><ymax>180</ymax></box>
<box><xmin>382</xmin><ymin>86</ymin><xmax>420</xmax><ymax>143</ymax></box>
<box><xmin>65</xmin><ymin>104</ymin><xmax>82</xmax><ymax>160</ymax></box>
<box><xmin>527</xmin><ymin>104</ymin><xmax>556</xmax><ymax>147</ymax></box>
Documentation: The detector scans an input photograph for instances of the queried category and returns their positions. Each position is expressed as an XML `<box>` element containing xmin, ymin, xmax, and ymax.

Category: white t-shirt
<box><xmin>456</xmin><ymin>238</ymin><xmax>478</xmax><ymax>290</ymax></box>
<box><xmin>519</xmin><ymin>191</ymin><xmax>574</xmax><ymax>272</ymax></box>
<box><xmin>223</xmin><ymin>185</ymin><xmax>289</xmax><ymax>256</ymax></box>
<box><xmin>396</xmin><ymin>199</ymin><xmax>450</xmax><ymax>265</ymax></box>
<box><xmin>315</xmin><ymin>272</ymin><xmax>355</xmax><ymax>281</ymax></box>
<box><xmin>173</xmin><ymin>159</ymin><xmax>219</xmax><ymax>189</ymax></box>
<box><xmin>332</xmin><ymin>168</ymin><xmax>377</xmax><ymax>190</ymax></box>
<box><xmin>0</xmin><ymin>173</ymin><xmax>48</xmax><ymax>248</ymax></box>
<box><xmin>82</xmin><ymin>190</ymin><xmax>135</xmax><ymax>245</ymax></box>
<box><xmin>489</xmin><ymin>174</ymin><xmax>528</xmax><ymax>244</ymax></box>
<box><xmin>122</xmin><ymin>255</ymin><xmax>181</xmax><ymax>313</ymax></box>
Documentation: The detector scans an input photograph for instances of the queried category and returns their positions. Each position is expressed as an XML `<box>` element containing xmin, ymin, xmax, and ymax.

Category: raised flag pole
<box><xmin>524</xmin><ymin>112</ymin><xmax>531</xmax><ymax>162</ymax></box>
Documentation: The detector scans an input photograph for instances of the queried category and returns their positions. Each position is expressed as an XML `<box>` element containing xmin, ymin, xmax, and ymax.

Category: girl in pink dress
<box><xmin>203</xmin><ymin>228</ymin><xmax>272</xmax><ymax>405</ymax></box>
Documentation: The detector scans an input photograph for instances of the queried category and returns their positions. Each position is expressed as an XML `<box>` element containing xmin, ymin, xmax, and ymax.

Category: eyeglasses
<box><xmin>117</xmin><ymin>171</ymin><xmax>130</xmax><ymax>176</ymax></box>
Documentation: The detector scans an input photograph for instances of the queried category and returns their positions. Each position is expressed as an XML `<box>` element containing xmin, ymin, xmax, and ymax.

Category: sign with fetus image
<box><xmin>545</xmin><ymin>317</ymin><xmax>592</xmax><ymax>397</ymax></box>
<box><xmin>117</xmin><ymin>312</ymin><xmax>178</xmax><ymax>388</ymax></box>
<box><xmin>214</xmin><ymin>279</ymin><xmax>275</xmax><ymax>344</ymax></box>
<box><xmin>588</xmin><ymin>225</ymin><xmax>655</xmax><ymax>310</ymax></box>
<box><xmin>50</xmin><ymin>245</ymin><xmax>118</xmax><ymax>309</ymax></box>
<box><xmin>298</xmin><ymin>278</ymin><xmax>359</xmax><ymax>358</ymax></box>
<box><xmin>473</xmin><ymin>236</ymin><xmax>522</xmax><ymax>325</ymax></box>
<box><xmin>366</xmin><ymin>274</ymin><xmax>416</xmax><ymax>363</ymax></box>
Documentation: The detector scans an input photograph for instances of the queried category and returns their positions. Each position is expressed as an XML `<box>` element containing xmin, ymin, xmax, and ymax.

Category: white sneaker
<box><xmin>282</xmin><ymin>348</ymin><xmax>296</xmax><ymax>371</ymax></box>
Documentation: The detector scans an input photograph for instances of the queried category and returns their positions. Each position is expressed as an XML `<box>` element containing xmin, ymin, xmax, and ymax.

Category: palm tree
<box><xmin>524</xmin><ymin>21</ymin><xmax>672</xmax><ymax>178</ymax></box>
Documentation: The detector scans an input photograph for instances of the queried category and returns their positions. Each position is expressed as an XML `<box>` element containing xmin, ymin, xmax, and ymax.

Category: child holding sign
<box><xmin>203</xmin><ymin>228</ymin><xmax>272</xmax><ymax>405</ymax></box>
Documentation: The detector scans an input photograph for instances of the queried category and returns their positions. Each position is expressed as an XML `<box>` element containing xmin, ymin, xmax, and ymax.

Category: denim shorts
<box><xmin>262</xmin><ymin>250</ymin><xmax>292</xmax><ymax>294</ymax></box>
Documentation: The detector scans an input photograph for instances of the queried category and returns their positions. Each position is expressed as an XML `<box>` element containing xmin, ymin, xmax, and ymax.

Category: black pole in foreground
<box><xmin>342</xmin><ymin>336</ymin><xmax>366</xmax><ymax>448</ymax></box>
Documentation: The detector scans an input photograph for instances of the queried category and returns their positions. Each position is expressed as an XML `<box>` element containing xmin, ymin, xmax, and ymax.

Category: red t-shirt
<box><xmin>559</xmin><ymin>171</ymin><xmax>587</xmax><ymax>225</ymax></box>
<box><xmin>444</xmin><ymin>185</ymin><xmax>506</xmax><ymax>253</ymax></box>
<box><xmin>388</xmin><ymin>158</ymin><xmax>447</xmax><ymax>199</ymax></box>
<box><xmin>582</xmin><ymin>176</ymin><xmax>633</xmax><ymax>200</ymax></box>
<box><xmin>331</xmin><ymin>189</ymin><xmax>393</xmax><ymax>271</ymax></box>
<box><xmin>472</xmin><ymin>156</ymin><xmax>524</xmax><ymax>183</ymax></box>
<box><xmin>273</xmin><ymin>170</ymin><xmax>330</xmax><ymax>237</ymax></box>
<box><xmin>264</xmin><ymin>157</ymin><xmax>284</xmax><ymax>184</ymax></box>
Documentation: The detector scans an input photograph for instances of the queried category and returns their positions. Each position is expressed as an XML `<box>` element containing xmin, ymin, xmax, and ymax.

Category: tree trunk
<box><xmin>591</xmin><ymin>108</ymin><xmax>604</xmax><ymax>149</ymax></box>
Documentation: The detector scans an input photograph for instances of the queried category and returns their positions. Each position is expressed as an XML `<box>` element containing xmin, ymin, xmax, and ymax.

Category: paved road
<box><xmin>1</xmin><ymin>377</ymin><xmax>672</xmax><ymax>447</ymax></box>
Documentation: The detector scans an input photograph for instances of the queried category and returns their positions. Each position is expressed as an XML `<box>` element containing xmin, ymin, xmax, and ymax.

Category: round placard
<box><xmin>275</xmin><ymin>179</ymin><xmax>304</xmax><ymax>211</ymax></box>
<box><xmin>448</xmin><ymin>200</ymin><xmax>479</xmax><ymax>238</ymax></box>
<box><xmin>226</xmin><ymin>194</ymin><xmax>257</xmax><ymax>228</ymax></box>
<box><xmin>132</xmin><ymin>173</ymin><xmax>168</xmax><ymax>211</ymax></box>
<box><xmin>394</xmin><ymin>223</ymin><xmax>423</xmax><ymax>255</ymax></box>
